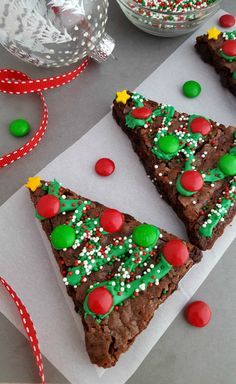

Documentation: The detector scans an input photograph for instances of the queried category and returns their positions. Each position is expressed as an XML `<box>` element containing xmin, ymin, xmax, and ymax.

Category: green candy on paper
<box><xmin>9</xmin><ymin>119</ymin><xmax>31</xmax><ymax>137</ymax></box>
<box><xmin>182</xmin><ymin>80</ymin><xmax>202</xmax><ymax>98</ymax></box>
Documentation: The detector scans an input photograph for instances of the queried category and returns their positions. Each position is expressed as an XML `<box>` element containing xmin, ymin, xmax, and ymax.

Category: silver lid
<box><xmin>90</xmin><ymin>32</ymin><xmax>115</xmax><ymax>62</ymax></box>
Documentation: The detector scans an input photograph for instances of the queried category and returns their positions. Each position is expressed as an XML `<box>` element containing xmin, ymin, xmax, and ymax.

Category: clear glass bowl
<box><xmin>116</xmin><ymin>0</ymin><xmax>222</xmax><ymax>37</ymax></box>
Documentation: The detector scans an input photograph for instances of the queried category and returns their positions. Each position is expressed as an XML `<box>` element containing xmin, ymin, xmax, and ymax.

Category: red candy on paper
<box><xmin>36</xmin><ymin>194</ymin><xmax>60</xmax><ymax>218</ymax></box>
<box><xmin>190</xmin><ymin>117</ymin><xmax>211</xmax><ymax>136</ymax></box>
<box><xmin>162</xmin><ymin>239</ymin><xmax>189</xmax><ymax>267</ymax></box>
<box><xmin>131</xmin><ymin>107</ymin><xmax>152</xmax><ymax>119</ymax></box>
<box><xmin>222</xmin><ymin>40</ymin><xmax>236</xmax><ymax>57</ymax></box>
<box><xmin>100</xmin><ymin>209</ymin><xmax>124</xmax><ymax>233</ymax></box>
<box><xmin>180</xmin><ymin>170</ymin><xmax>204</xmax><ymax>192</ymax></box>
<box><xmin>185</xmin><ymin>301</ymin><xmax>212</xmax><ymax>328</ymax></box>
<box><xmin>95</xmin><ymin>158</ymin><xmax>115</xmax><ymax>177</ymax></box>
<box><xmin>88</xmin><ymin>286</ymin><xmax>113</xmax><ymax>315</ymax></box>
<box><xmin>219</xmin><ymin>14</ymin><xmax>235</xmax><ymax>28</ymax></box>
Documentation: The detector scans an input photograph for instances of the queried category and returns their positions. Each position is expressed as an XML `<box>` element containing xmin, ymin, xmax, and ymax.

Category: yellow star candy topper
<box><xmin>207</xmin><ymin>27</ymin><xmax>221</xmax><ymax>41</ymax></box>
<box><xmin>25</xmin><ymin>176</ymin><xmax>42</xmax><ymax>192</ymax></box>
<box><xmin>116</xmin><ymin>90</ymin><xmax>130</xmax><ymax>104</ymax></box>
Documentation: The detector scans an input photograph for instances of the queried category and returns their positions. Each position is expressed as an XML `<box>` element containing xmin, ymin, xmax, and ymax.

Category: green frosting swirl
<box><xmin>199</xmin><ymin>181</ymin><xmax>236</xmax><ymax>237</ymax></box>
<box><xmin>84</xmin><ymin>255</ymin><xmax>172</xmax><ymax>321</ymax></box>
<box><xmin>220</xmin><ymin>51</ymin><xmax>236</xmax><ymax>63</ymax></box>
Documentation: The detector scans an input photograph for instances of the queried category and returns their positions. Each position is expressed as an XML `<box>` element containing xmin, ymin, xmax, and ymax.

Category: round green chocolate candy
<box><xmin>158</xmin><ymin>135</ymin><xmax>179</xmax><ymax>154</ymax></box>
<box><xmin>218</xmin><ymin>154</ymin><xmax>236</xmax><ymax>176</ymax></box>
<box><xmin>133</xmin><ymin>224</ymin><xmax>160</xmax><ymax>248</ymax></box>
<box><xmin>51</xmin><ymin>225</ymin><xmax>76</xmax><ymax>250</ymax></box>
<box><xmin>9</xmin><ymin>119</ymin><xmax>31</xmax><ymax>137</ymax></box>
<box><xmin>182</xmin><ymin>81</ymin><xmax>202</xmax><ymax>98</ymax></box>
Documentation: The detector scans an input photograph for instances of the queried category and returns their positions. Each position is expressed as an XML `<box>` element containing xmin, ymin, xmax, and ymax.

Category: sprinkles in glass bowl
<box><xmin>116</xmin><ymin>0</ymin><xmax>222</xmax><ymax>36</ymax></box>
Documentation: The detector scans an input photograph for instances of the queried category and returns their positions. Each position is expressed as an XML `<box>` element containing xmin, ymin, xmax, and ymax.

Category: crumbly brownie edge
<box><xmin>195</xmin><ymin>35</ymin><xmax>236</xmax><ymax>97</ymax></box>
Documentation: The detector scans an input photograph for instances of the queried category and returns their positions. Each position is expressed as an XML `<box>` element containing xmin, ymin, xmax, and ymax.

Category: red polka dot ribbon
<box><xmin>0</xmin><ymin>57</ymin><xmax>89</xmax><ymax>168</ymax></box>
<box><xmin>0</xmin><ymin>277</ymin><xmax>45</xmax><ymax>384</ymax></box>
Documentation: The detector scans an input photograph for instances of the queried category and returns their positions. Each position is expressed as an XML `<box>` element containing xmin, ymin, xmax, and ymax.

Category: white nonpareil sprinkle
<box><xmin>139</xmin><ymin>283</ymin><xmax>146</xmax><ymax>291</ymax></box>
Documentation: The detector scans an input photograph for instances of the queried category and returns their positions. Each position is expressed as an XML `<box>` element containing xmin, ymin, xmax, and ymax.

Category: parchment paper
<box><xmin>0</xmin><ymin>9</ymin><xmax>235</xmax><ymax>384</ymax></box>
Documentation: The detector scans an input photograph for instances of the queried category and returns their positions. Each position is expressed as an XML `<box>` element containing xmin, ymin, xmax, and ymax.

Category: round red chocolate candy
<box><xmin>185</xmin><ymin>301</ymin><xmax>211</xmax><ymax>328</ymax></box>
<box><xmin>190</xmin><ymin>117</ymin><xmax>211</xmax><ymax>136</ymax></box>
<box><xmin>219</xmin><ymin>14</ymin><xmax>235</xmax><ymax>28</ymax></box>
<box><xmin>131</xmin><ymin>107</ymin><xmax>152</xmax><ymax>120</ymax></box>
<box><xmin>180</xmin><ymin>170</ymin><xmax>204</xmax><ymax>192</ymax></box>
<box><xmin>87</xmin><ymin>286</ymin><xmax>113</xmax><ymax>315</ymax></box>
<box><xmin>95</xmin><ymin>158</ymin><xmax>115</xmax><ymax>177</ymax></box>
<box><xmin>100</xmin><ymin>209</ymin><xmax>124</xmax><ymax>233</ymax></box>
<box><xmin>36</xmin><ymin>194</ymin><xmax>60</xmax><ymax>218</ymax></box>
<box><xmin>222</xmin><ymin>40</ymin><xmax>236</xmax><ymax>57</ymax></box>
<box><xmin>162</xmin><ymin>239</ymin><xmax>189</xmax><ymax>267</ymax></box>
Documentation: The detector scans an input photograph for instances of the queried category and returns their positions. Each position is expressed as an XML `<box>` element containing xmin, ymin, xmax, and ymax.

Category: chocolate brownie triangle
<box><xmin>27</xmin><ymin>177</ymin><xmax>201</xmax><ymax>367</ymax></box>
<box><xmin>113</xmin><ymin>90</ymin><xmax>236</xmax><ymax>250</ymax></box>
<box><xmin>195</xmin><ymin>28</ymin><xmax>236</xmax><ymax>97</ymax></box>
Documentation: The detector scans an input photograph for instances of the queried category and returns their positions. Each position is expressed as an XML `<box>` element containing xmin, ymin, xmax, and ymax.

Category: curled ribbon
<box><xmin>0</xmin><ymin>57</ymin><xmax>89</xmax><ymax>168</ymax></box>
<box><xmin>0</xmin><ymin>57</ymin><xmax>90</xmax><ymax>381</ymax></box>
<box><xmin>0</xmin><ymin>277</ymin><xmax>45</xmax><ymax>384</ymax></box>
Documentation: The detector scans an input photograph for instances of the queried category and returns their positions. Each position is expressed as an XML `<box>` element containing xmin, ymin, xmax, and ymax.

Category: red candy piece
<box><xmin>190</xmin><ymin>117</ymin><xmax>211</xmax><ymax>136</ymax></box>
<box><xmin>100</xmin><ymin>209</ymin><xmax>124</xmax><ymax>233</ymax></box>
<box><xmin>88</xmin><ymin>286</ymin><xmax>113</xmax><ymax>315</ymax></box>
<box><xmin>36</xmin><ymin>194</ymin><xmax>60</xmax><ymax>218</ymax></box>
<box><xmin>162</xmin><ymin>239</ymin><xmax>189</xmax><ymax>267</ymax></box>
<box><xmin>185</xmin><ymin>301</ymin><xmax>212</xmax><ymax>328</ymax></box>
<box><xmin>131</xmin><ymin>107</ymin><xmax>152</xmax><ymax>119</ymax></box>
<box><xmin>95</xmin><ymin>158</ymin><xmax>115</xmax><ymax>177</ymax></box>
<box><xmin>222</xmin><ymin>40</ymin><xmax>236</xmax><ymax>57</ymax></box>
<box><xmin>180</xmin><ymin>170</ymin><xmax>204</xmax><ymax>192</ymax></box>
<box><xmin>219</xmin><ymin>14</ymin><xmax>235</xmax><ymax>28</ymax></box>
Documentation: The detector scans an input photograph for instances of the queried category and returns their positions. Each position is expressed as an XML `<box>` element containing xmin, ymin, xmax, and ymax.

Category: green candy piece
<box><xmin>9</xmin><ymin>119</ymin><xmax>31</xmax><ymax>137</ymax></box>
<box><xmin>132</xmin><ymin>224</ymin><xmax>160</xmax><ymax>248</ymax></box>
<box><xmin>158</xmin><ymin>135</ymin><xmax>179</xmax><ymax>154</ymax></box>
<box><xmin>182</xmin><ymin>80</ymin><xmax>202</xmax><ymax>98</ymax></box>
<box><xmin>232</xmin><ymin>72</ymin><xmax>236</xmax><ymax>80</ymax></box>
<box><xmin>51</xmin><ymin>225</ymin><xmax>76</xmax><ymax>250</ymax></box>
<box><xmin>218</xmin><ymin>154</ymin><xmax>236</xmax><ymax>176</ymax></box>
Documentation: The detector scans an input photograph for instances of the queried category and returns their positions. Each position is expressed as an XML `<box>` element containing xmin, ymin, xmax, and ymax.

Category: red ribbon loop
<box><xmin>0</xmin><ymin>57</ymin><xmax>89</xmax><ymax>168</ymax></box>
<box><xmin>0</xmin><ymin>277</ymin><xmax>45</xmax><ymax>384</ymax></box>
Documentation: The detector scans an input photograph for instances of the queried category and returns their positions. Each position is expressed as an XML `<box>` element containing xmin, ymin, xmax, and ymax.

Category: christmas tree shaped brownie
<box><xmin>195</xmin><ymin>28</ymin><xmax>236</xmax><ymax>97</ymax></box>
<box><xmin>113</xmin><ymin>90</ymin><xmax>236</xmax><ymax>250</ymax></box>
<box><xmin>27</xmin><ymin>177</ymin><xmax>201</xmax><ymax>368</ymax></box>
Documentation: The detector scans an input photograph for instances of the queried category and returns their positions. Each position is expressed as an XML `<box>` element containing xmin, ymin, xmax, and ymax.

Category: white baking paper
<box><xmin>0</xmin><ymin>9</ymin><xmax>235</xmax><ymax>384</ymax></box>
